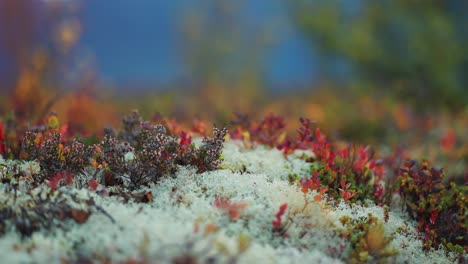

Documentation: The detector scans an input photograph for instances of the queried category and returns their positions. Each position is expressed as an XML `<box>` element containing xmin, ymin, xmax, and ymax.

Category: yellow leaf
<box><xmin>242</xmin><ymin>131</ymin><xmax>250</xmax><ymax>142</ymax></box>
<box><xmin>48</xmin><ymin>115</ymin><xmax>60</xmax><ymax>130</ymax></box>
<box><xmin>238</xmin><ymin>233</ymin><xmax>251</xmax><ymax>254</ymax></box>
<box><xmin>366</xmin><ymin>223</ymin><xmax>386</xmax><ymax>253</ymax></box>
<box><xmin>278</xmin><ymin>132</ymin><xmax>287</xmax><ymax>144</ymax></box>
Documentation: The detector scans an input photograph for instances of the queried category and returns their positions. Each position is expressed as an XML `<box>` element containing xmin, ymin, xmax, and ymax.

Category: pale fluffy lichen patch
<box><xmin>0</xmin><ymin>139</ymin><xmax>459</xmax><ymax>263</ymax></box>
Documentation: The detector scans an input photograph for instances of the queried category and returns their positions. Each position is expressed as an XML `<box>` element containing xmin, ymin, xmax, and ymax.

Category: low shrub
<box><xmin>18</xmin><ymin>111</ymin><xmax>227</xmax><ymax>189</ymax></box>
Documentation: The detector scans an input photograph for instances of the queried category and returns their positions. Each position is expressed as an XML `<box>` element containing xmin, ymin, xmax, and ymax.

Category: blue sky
<box><xmin>0</xmin><ymin>1</ymin><xmax>333</xmax><ymax>90</ymax></box>
<box><xmin>79</xmin><ymin>1</ymin><xmax>319</xmax><ymax>89</ymax></box>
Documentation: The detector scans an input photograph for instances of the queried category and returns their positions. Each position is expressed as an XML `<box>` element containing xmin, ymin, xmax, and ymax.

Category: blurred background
<box><xmin>0</xmin><ymin>0</ymin><xmax>467</xmax><ymax>176</ymax></box>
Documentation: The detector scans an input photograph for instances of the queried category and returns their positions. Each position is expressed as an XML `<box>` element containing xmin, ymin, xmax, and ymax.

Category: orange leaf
<box><xmin>204</xmin><ymin>223</ymin><xmax>219</xmax><ymax>235</ymax></box>
<box><xmin>314</xmin><ymin>195</ymin><xmax>322</xmax><ymax>202</ymax></box>
<box><xmin>71</xmin><ymin>209</ymin><xmax>91</xmax><ymax>224</ymax></box>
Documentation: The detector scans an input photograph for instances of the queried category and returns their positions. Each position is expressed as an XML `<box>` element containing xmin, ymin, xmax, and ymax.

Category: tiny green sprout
<box><xmin>444</xmin><ymin>242</ymin><xmax>464</xmax><ymax>255</ymax></box>
<box><xmin>218</xmin><ymin>164</ymin><xmax>228</xmax><ymax>170</ymax></box>
<box><xmin>288</xmin><ymin>173</ymin><xmax>299</xmax><ymax>185</ymax></box>
<box><xmin>339</xmin><ymin>214</ymin><xmax>396</xmax><ymax>263</ymax></box>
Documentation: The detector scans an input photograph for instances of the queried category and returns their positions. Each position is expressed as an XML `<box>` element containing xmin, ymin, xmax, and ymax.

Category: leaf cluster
<box><xmin>398</xmin><ymin>160</ymin><xmax>467</xmax><ymax>252</ymax></box>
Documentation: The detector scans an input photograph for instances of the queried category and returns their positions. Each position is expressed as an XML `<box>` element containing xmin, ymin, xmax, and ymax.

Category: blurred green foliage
<box><xmin>291</xmin><ymin>0</ymin><xmax>468</xmax><ymax>112</ymax></box>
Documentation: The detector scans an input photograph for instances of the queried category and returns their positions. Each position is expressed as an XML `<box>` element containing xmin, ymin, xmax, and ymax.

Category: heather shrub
<box><xmin>184</xmin><ymin>127</ymin><xmax>228</xmax><ymax>173</ymax></box>
<box><xmin>21</xmin><ymin>131</ymin><xmax>92</xmax><ymax>184</ymax></box>
<box><xmin>0</xmin><ymin>185</ymin><xmax>109</xmax><ymax>238</ymax></box>
<box><xmin>18</xmin><ymin>111</ymin><xmax>228</xmax><ymax>189</ymax></box>
<box><xmin>119</xmin><ymin>110</ymin><xmax>144</xmax><ymax>146</ymax></box>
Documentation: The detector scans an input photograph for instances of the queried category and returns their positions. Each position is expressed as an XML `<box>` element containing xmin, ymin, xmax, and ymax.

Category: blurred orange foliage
<box><xmin>10</xmin><ymin>51</ymin><xmax>53</xmax><ymax>123</ymax></box>
<box><xmin>60</xmin><ymin>89</ymin><xmax>117</xmax><ymax>136</ymax></box>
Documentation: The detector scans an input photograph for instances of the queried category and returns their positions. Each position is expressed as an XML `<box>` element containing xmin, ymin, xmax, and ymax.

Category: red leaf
<box><xmin>88</xmin><ymin>179</ymin><xmax>99</xmax><ymax>191</ymax></box>
<box><xmin>429</xmin><ymin>209</ymin><xmax>439</xmax><ymax>225</ymax></box>
<box><xmin>339</xmin><ymin>179</ymin><xmax>356</xmax><ymax>201</ymax></box>
<box><xmin>179</xmin><ymin>131</ymin><xmax>192</xmax><ymax>154</ymax></box>
<box><xmin>272</xmin><ymin>203</ymin><xmax>288</xmax><ymax>228</ymax></box>
<box><xmin>0</xmin><ymin>123</ymin><xmax>6</xmax><ymax>155</ymax></box>
<box><xmin>214</xmin><ymin>197</ymin><xmax>248</xmax><ymax>220</ymax></box>
<box><xmin>440</xmin><ymin>128</ymin><xmax>456</xmax><ymax>153</ymax></box>
<box><xmin>300</xmin><ymin>171</ymin><xmax>322</xmax><ymax>193</ymax></box>
<box><xmin>71</xmin><ymin>209</ymin><xmax>91</xmax><ymax>224</ymax></box>
<box><xmin>48</xmin><ymin>171</ymin><xmax>74</xmax><ymax>190</ymax></box>
<box><xmin>340</xmin><ymin>148</ymin><xmax>348</xmax><ymax>159</ymax></box>
<box><xmin>374</xmin><ymin>183</ymin><xmax>384</xmax><ymax>200</ymax></box>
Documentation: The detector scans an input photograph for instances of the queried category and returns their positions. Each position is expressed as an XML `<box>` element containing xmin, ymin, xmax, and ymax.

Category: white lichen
<box><xmin>0</xmin><ymin>138</ymin><xmax>460</xmax><ymax>263</ymax></box>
